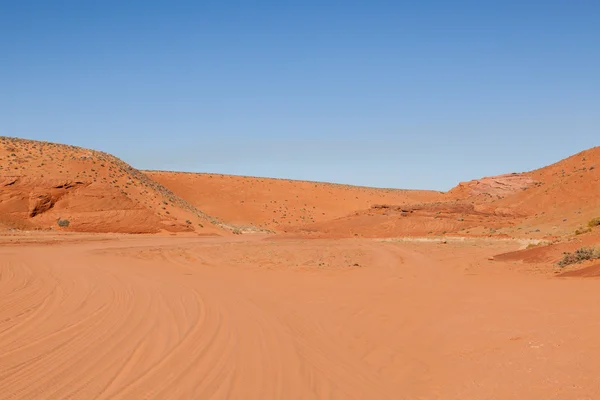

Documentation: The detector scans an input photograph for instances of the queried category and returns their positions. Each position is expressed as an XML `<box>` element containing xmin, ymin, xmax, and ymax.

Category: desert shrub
<box><xmin>232</xmin><ymin>229</ymin><xmax>242</xmax><ymax>235</ymax></box>
<box><xmin>575</xmin><ymin>227</ymin><xmax>592</xmax><ymax>235</ymax></box>
<box><xmin>185</xmin><ymin>219</ymin><xmax>192</xmax><ymax>225</ymax></box>
<box><xmin>588</xmin><ymin>217</ymin><xmax>600</xmax><ymax>228</ymax></box>
<box><xmin>558</xmin><ymin>247</ymin><xmax>600</xmax><ymax>267</ymax></box>
<box><xmin>57</xmin><ymin>219</ymin><xmax>70</xmax><ymax>227</ymax></box>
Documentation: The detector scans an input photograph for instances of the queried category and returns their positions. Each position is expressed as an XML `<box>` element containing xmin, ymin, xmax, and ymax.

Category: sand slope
<box><xmin>3</xmin><ymin>137</ymin><xmax>597</xmax><ymax>240</ymax></box>
<box><xmin>0</xmin><ymin>138</ymin><xmax>222</xmax><ymax>234</ymax></box>
<box><xmin>146</xmin><ymin>171</ymin><xmax>444</xmax><ymax>231</ymax></box>
<box><xmin>284</xmin><ymin>147</ymin><xmax>600</xmax><ymax>239</ymax></box>
<box><xmin>287</xmin><ymin>202</ymin><xmax>523</xmax><ymax>238</ymax></box>
<box><xmin>493</xmin><ymin>146</ymin><xmax>600</xmax><ymax>235</ymax></box>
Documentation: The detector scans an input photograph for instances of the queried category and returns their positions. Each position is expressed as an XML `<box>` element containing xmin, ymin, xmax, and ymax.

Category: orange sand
<box><xmin>2</xmin><ymin>234</ymin><xmax>600</xmax><ymax>399</ymax></box>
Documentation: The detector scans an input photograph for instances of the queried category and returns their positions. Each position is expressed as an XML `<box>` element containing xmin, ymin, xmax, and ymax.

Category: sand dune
<box><xmin>280</xmin><ymin>148</ymin><xmax>600</xmax><ymax>241</ymax></box>
<box><xmin>0</xmin><ymin>137</ymin><xmax>222</xmax><ymax>235</ymax></box>
<box><xmin>145</xmin><ymin>171</ymin><xmax>444</xmax><ymax>231</ymax></box>
<box><xmin>2</xmin><ymin>137</ymin><xmax>598</xmax><ymax>241</ymax></box>
<box><xmin>147</xmin><ymin>148</ymin><xmax>600</xmax><ymax>242</ymax></box>
<box><xmin>493</xmin><ymin>147</ymin><xmax>600</xmax><ymax>235</ymax></box>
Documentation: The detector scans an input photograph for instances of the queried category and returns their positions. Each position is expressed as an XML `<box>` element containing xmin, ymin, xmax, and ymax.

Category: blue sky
<box><xmin>2</xmin><ymin>1</ymin><xmax>599</xmax><ymax>190</ymax></box>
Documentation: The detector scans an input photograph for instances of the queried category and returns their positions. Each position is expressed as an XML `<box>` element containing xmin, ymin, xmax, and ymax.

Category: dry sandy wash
<box><xmin>2</xmin><ymin>233</ymin><xmax>600</xmax><ymax>399</ymax></box>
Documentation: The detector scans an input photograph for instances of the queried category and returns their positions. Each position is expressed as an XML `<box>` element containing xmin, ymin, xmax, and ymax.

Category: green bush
<box><xmin>558</xmin><ymin>247</ymin><xmax>600</xmax><ymax>267</ymax></box>
<box><xmin>57</xmin><ymin>219</ymin><xmax>70</xmax><ymax>227</ymax></box>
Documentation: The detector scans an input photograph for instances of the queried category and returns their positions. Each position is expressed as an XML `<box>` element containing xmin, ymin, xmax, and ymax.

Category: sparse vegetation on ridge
<box><xmin>588</xmin><ymin>217</ymin><xmax>600</xmax><ymax>228</ymax></box>
<box><xmin>575</xmin><ymin>226</ymin><xmax>592</xmax><ymax>235</ymax></box>
<box><xmin>558</xmin><ymin>247</ymin><xmax>600</xmax><ymax>267</ymax></box>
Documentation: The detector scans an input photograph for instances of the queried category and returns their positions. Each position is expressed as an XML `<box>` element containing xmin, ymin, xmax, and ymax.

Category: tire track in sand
<box><xmin>0</xmin><ymin>238</ymin><xmax>420</xmax><ymax>399</ymax></box>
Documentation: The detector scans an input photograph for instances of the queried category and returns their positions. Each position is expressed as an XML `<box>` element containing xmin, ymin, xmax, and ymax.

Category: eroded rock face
<box><xmin>28</xmin><ymin>182</ymin><xmax>89</xmax><ymax>217</ymax></box>
<box><xmin>2</xmin><ymin>177</ymin><xmax>19</xmax><ymax>186</ymax></box>
<box><xmin>0</xmin><ymin>137</ymin><xmax>222</xmax><ymax>234</ymax></box>
<box><xmin>448</xmin><ymin>173</ymin><xmax>536</xmax><ymax>199</ymax></box>
<box><xmin>29</xmin><ymin>193</ymin><xmax>57</xmax><ymax>217</ymax></box>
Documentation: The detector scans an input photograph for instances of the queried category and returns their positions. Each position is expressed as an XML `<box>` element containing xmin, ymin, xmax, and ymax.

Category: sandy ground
<box><xmin>2</xmin><ymin>233</ymin><xmax>600</xmax><ymax>399</ymax></box>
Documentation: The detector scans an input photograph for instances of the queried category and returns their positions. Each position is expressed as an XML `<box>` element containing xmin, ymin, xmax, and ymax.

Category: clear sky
<box><xmin>2</xmin><ymin>1</ymin><xmax>599</xmax><ymax>190</ymax></box>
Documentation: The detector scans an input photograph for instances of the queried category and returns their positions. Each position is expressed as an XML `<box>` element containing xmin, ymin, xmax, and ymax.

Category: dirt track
<box><xmin>2</xmin><ymin>235</ymin><xmax>599</xmax><ymax>399</ymax></box>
